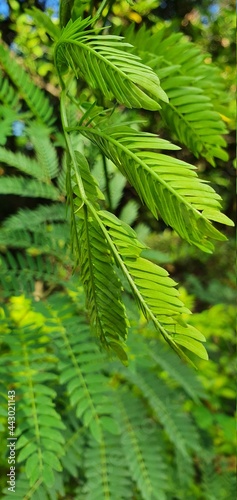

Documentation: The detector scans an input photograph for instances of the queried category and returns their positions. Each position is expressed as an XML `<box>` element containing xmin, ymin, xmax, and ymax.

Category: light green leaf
<box><xmin>174</xmin><ymin>336</ymin><xmax>209</xmax><ymax>360</ymax></box>
<box><xmin>55</xmin><ymin>17</ymin><xmax>167</xmax><ymax>110</ymax></box>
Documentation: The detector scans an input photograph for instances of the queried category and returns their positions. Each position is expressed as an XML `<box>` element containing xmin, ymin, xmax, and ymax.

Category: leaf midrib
<box><xmin>56</xmin><ymin>37</ymin><xmax>154</xmax><ymax>87</ymax></box>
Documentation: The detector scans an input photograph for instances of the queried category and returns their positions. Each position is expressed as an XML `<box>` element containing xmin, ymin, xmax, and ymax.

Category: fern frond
<box><xmin>79</xmin><ymin>434</ymin><xmax>132</xmax><ymax>500</ymax></box>
<box><xmin>1</xmin><ymin>319</ymin><xmax>65</xmax><ymax>489</ymax></box>
<box><xmin>137</xmin><ymin>337</ymin><xmax>205</xmax><ymax>401</ymax></box>
<box><xmin>125</xmin><ymin>25</ymin><xmax>228</xmax><ymax>162</ymax></box>
<box><xmin>72</xmin><ymin>151</ymin><xmax>105</xmax><ymax>210</ymax></box>
<box><xmin>61</xmin><ymin>419</ymin><xmax>86</xmax><ymax>478</ymax></box>
<box><xmin>79</xmin><ymin>213</ymin><xmax>129</xmax><ymax>360</ymax></box>
<box><xmin>158</xmin><ymin>75</ymin><xmax>227</xmax><ymax>164</ymax></box>
<box><xmin>0</xmin><ymin>224</ymin><xmax>70</xmax><ymax>257</ymax></box>
<box><xmin>0</xmin><ymin>147</ymin><xmax>44</xmax><ymax>180</ymax></box>
<box><xmin>201</xmin><ymin>460</ymin><xmax>237</xmax><ymax>500</ymax></box>
<box><xmin>119</xmin><ymin>199</ymin><xmax>139</xmax><ymax>226</ymax></box>
<box><xmin>80</xmin><ymin>209</ymin><xmax>207</xmax><ymax>362</ymax></box>
<box><xmin>2</xmin><ymin>204</ymin><xmax>66</xmax><ymax>231</ymax></box>
<box><xmin>0</xmin><ymin>251</ymin><xmax>68</xmax><ymax>296</ymax></box>
<box><xmin>0</xmin><ymin>43</ymin><xmax>55</xmax><ymax>126</ymax></box>
<box><xmin>117</xmin><ymin>393</ymin><xmax>168</xmax><ymax>500</ymax></box>
<box><xmin>98</xmin><ymin>211</ymin><xmax>188</xmax><ymax>324</ymax></box>
<box><xmin>55</xmin><ymin>17</ymin><xmax>168</xmax><ymax>110</ymax></box>
<box><xmin>47</xmin><ymin>296</ymin><xmax>120</xmax><ymax>440</ymax></box>
<box><xmin>174</xmin><ymin>449</ymin><xmax>196</xmax><ymax>496</ymax></box>
<box><xmin>27</xmin><ymin>123</ymin><xmax>59</xmax><ymax>180</ymax></box>
<box><xmin>0</xmin><ymin>176</ymin><xmax>60</xmax><ymax>199</ymax></box>
<box><xmin>77</xmin><ymin>125</ymin><xmax>233</xmax><ymax>252</ymax></box>
<box><xmin>119</xmin><ymin>370</ymin><xmax>201</xmax><ymax>458</ymax></box>
<box><xmin>0</xmin><ymin>69</ymin><xmax>19</xmax><ymax>108</ymax></box>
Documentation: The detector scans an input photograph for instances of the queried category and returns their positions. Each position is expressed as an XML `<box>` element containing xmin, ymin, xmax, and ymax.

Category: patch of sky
<box><xmin>0</xmin><ymin>0</ymin><xmax>10</xmax><ymax>19</ymax></box>
<box><xmin>208</xmin><ymin>3</ymin><xmax>220</xmax><ymax>15</ymax></box>
<box><xmin>12</xmin><ymin>121</ymin><xmax>25</xmax><ymax>137</ymax></box>
<box><xmin>39</xmin><ymin>0</ymin><xmax>59</xmax><ymax>18</ymax></box>
<box><xmin>0</xmin><ymin>0</ymin><xmax>59</xmax><ymax>19</ymax></box>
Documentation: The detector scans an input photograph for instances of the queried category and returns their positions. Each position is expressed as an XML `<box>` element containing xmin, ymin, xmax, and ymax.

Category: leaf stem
<box><xmin>102</xmin><ymin>154</ymin><xmax>112</xmax><ymax>211</ymax></box>
<box><xmin>60</xmin><ymin>90</ymin><xmax>87</xmax><ymax>203</ymax></box>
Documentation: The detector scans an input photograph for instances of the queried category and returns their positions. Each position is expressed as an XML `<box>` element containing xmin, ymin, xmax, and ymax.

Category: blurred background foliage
<box><xmin>0</xmin><ymin>0</ymin><xmax>236</xmax><ymax>497</ymax></box>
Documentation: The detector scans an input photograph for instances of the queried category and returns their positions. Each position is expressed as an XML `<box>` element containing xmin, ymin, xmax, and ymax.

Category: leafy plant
<box><xmin>0</xmin><ymin>0</ymin><xmax>235</xmax><ymax>498</ymax></box>
<box><xmin>0</xmin><ymin>292</ymin><xmax>235</xmax><ymax>499</ymax></box>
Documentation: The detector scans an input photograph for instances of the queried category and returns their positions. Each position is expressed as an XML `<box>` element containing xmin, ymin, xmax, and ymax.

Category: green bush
<box><xmin>0</xmin><ymin>1</ymin><xmax>235</xmax><ymax>498</ymax></box>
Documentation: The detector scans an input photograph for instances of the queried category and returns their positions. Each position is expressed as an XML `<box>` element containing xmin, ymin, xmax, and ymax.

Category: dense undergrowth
<box><xmin>0</xmin><ymin>0</ymin><xmax>235</xmax><ymax>498</ymax></box>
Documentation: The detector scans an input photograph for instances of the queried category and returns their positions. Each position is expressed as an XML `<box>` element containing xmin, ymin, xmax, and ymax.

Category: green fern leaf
<box><xmin>27</xmin><ymin>123</ymin><xmax>59</xmax><ymax>180</ymax></box>
<box><xmin>2</xmin><ymin>204</ymin><xmax>66</xmax><ymax>231</ymax></box>
<box><xmin>125</xmin><ymin>25</ymin><xmax>229</xmax><ymax>162</ymax></box>
<box><xmin>55</xmin><ymin>17</ymin><xmax>168</xmax><ymax>110</ymax></box>
<box><xmin>47</xmin><ymin>297</ymin><xmax>119</xmax><ymax>439</ymax></box>
<box><xmin>117</xmin><ymin>393</ymin><xmax>168</xmax><ymax>500</ymax></box>
<box><xmin>120</xmin><ymin>371</ymin><xmax>201</xmax><ymax>458</ymax></box>
<box><xmin>1</xmin><ymin>319</ymin><xmax>65</xmax><ymax>490</ymax></box>
<box><xmin>0</xmin><ymin>42</ymin><xmax>55</xmax><ymax>125</ymax></box>
<box><xmin>77</xmin><ymin>125</ymin><xmax>233</xmax><ymax>252</ymax></box>
<box><xmin>79</xmin><ymin>213</ymin><xmax>129</xmax><ymax>360</ymax></box>
<box><xmin>0</xmin><ymin>176</ymin><xmax>60</xmax><ymax>200</ymax></box>
<box><xmin>0</xmin><ymin>146</ymin><xmax>44</xmax><ymax>180</ymax></box>
<box><xmin>0</xmin><ymin>69</ymin><xmax>19</xmax><ymax>109</ymax></box>
<box><xmin>140</xmin><ymin>337</ymin><xmax>205</xmax><ymax>401</ymax></box>
<box><xmin>0</xmin><ymin>246</ymin><xmax>70</xmax><ymax>297</ymax></box>
<box><xmin>83</xmin><ymin>209</ymin><xmax>208</xmax><ymax>362</ymax></box>
<box><xmin>80</xmin><ymin>434</ymin><xmax>132</xmax><ymax>499</ymax></box>
<box><xmin>72</xmin><ymin>151</ymin><xmax>105</xmax><ymax>211</ymax></box>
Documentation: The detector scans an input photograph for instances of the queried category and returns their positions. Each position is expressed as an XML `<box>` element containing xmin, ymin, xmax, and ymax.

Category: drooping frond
<box><xmin>0</xmin><ymin>146</ymin><xmax>44</xmax><ymax>180</ymax></box>
<box><xmin>98</xmin><ymin>211</ymin><xmax>188</xmax><ymax>325</ymax></box>
<box><xmin>55</xmin><ymin>17</ymin><xmax>168</xmax><ymax>110</ymax></box>
<box><xmin>72</xmin><ymin>151</ymin><xmax>104</xmax><ymax>211</ymax></box>
<box><xmin>79</xmin><ymin>213</ymin><xmax>129</xmax><ymax>361</ymax></box>
<box><xmin>0</xmin><ymin>176</ymin><xmax>60</xmax><ymax>199</ymax></box>
<box><xmin>77</xmin><ymin>125</ymin><xmax>233</xmax><ymax>252</ymax></box>
<box><xmin>0</xmin><ymin>42</ymin><xmax>55</xmax><ymax>125</ymax></box>
<box><xmin>27</xmin><ymin>123</ymin><xmax>59</xmax><ymax>180</ymax></box>
<box><xmin>125</xmin><ymin>25</ymin><xmax>228</xmax><ymax>163</ymax></box>
<box><xmin>82</xmin><ymin>210</ymin><xmax>207</xmax><ymax>362</ymax></box>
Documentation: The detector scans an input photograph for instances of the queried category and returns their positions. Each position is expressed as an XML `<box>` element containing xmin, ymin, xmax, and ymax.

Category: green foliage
<box><xmin>55</xmin><ymin>16</ymin><xmax>167</xmax><ymax>109</ymax></box>
<box><xmin>0</xmin><ymin>43</ymin><xmax>55</xmax><ymax>126</ymax></box>
<box><xmin>125</xmin><ymin>24</ymin><xmax>229</xmax><ymax>163</ymax></box>
<box><xmin>0</xmin><ymin>292</ymin><xmax>235</xmax><ymax>499</ymax></box>
<box><xmin>77</xmin><ymin>124</ymin><xmax>232</xmax><ymax>251</ymax></box>
<box><xmin>0</xmin><ymin>1</ymin><xmax>235</xmax><ymax>498</ymax></box>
